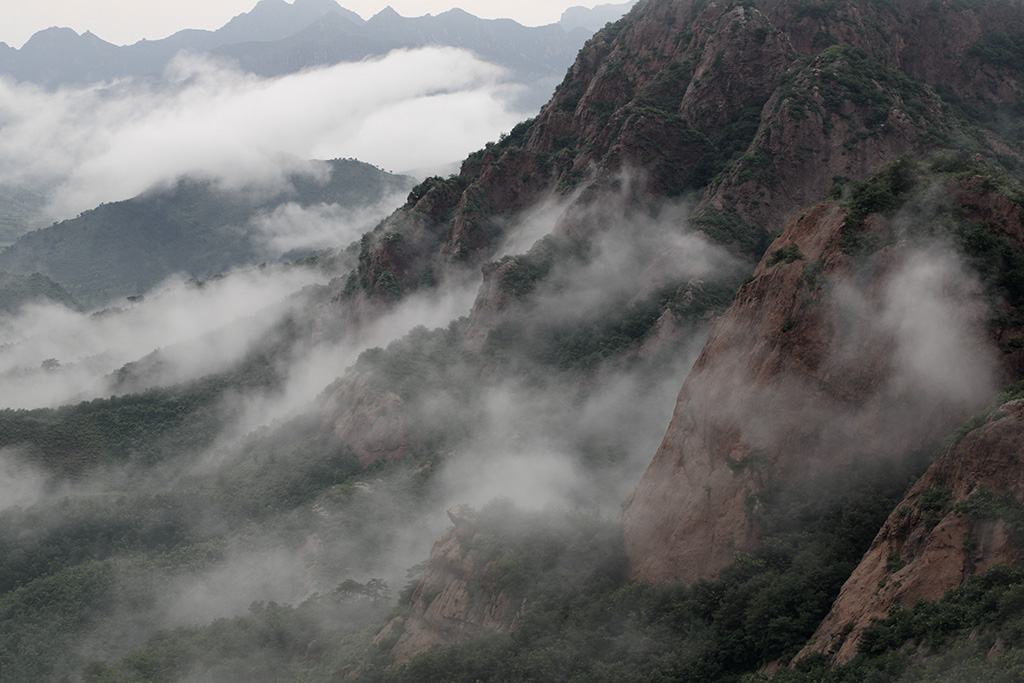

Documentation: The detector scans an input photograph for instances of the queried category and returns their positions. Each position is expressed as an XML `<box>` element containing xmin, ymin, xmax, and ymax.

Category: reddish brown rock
<box><xmin>320</xmin><ymin>373</ymin><xmax>413</xmax><ymax>467</ymax></box>
<box><xmin>346</xmin><ymin>0</ymin><xmax>1024</xmax><ymax>311</ymax></box>
<box><xmin>798</xmin><ymin>399</ymin><xmax>1024</xmax><ymax>664</ymax></box>
<box><xmin>376</xmin><ymin>505</ymin><xmax>524</xmax><ymax>666</ymax></box>
<box><xmin>622</xmin><ymin>179</ymin><xmax>1019</xmax><ymax>584</ymax></box>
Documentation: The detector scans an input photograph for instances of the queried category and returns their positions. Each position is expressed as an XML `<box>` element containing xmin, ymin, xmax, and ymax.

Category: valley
<box><xmin>3</xmin><ymin>1</ymin><xmax>1024</xmax><ymax>681</ymax></box>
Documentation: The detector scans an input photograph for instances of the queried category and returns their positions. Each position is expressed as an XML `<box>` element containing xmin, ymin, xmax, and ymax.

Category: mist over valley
<box><xmin>4</xmin><ymin>1</ymin><xmax>1024</xmax><ymax>682</ymax></box>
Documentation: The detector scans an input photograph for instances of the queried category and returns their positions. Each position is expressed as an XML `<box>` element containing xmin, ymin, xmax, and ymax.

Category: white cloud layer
<box><xmin>0</xmin><ymin>47</ymin><xmax>527</xmax><ymax>220</ymax></box>
<box><xmin>0</xmin><ymin>266</ymin><xmax>323</xmax><ymax>409</ymax></box>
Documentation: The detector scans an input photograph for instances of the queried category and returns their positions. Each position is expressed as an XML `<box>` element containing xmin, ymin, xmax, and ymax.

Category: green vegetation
<box><xmin>85</xmin><ymin>452</ymin><xmax>926</xmax><ymax>683</ymax></box>
<box><xmin>354</xmin><ymin>323</ymin><xmax>477</xmax><ymax>404</ymax></box>
<box><xmin>835</xmin><ymin>156</ymin><xmax>916</xmax><ymax>255</ymax></box>
<box><xmin>814</xmin><ymin>46</ymin><xmax>930</xmax><ymax>129</ymax></box>
<box><xmin>953</xmin><ymin>489</ymin><xmax>1024</xmax><ymax>533</ymax></box>
<box><xmin>483</xmin><ymin>277</ymin><xmax>738</xmax><ymax>373</ymax></box>
<box><xmin>766</xmin><ymin>244</ymin><xmax>804</xmax><ymax>267</ymax></box>
<box><xmin>945</xmin><ymin>381</ymin><xmax>1024</xmax><ymax>449</ymax></box>
<box><xmin>0</xmin><ymin>160</ymin><xmax>413</xmax><ymax>307</ymax></box>
<box><xmin>0</xmin><ymin>326</ymin><xmax>291</xmax><ymax>473</ymax></box>
<box><xmin>634</xmin><ymin>59</ymin><xmax>697</xmax><ymax>115</ymax></box>
<box><xmin>689</xmin><ymin>104</ymin><xmax>766</xmax><ymax>188</ymax></box>
<box><xmin>355</xmin><ymin>454</ymin><xmax>929</xmax><ymax>682</ymax></box>
<box><xmin>969</xmin><ymin>31</ymin><xmax>1024</xmax><ymax>75</ymax></box>
<box><xmin>844</xmin><ymin>155</ymin><xmax>917</xmax><ymax>224</ymax></box>
<box><xmin>796</xmin><ymin>0</ymin><xmax>843</xmax><ymax>21</ymax></box>
<box><xmin>765</xmin><ymin>565</ymin><xmax>1024</xmax><ymax>682</ymax></box>
<box><xmin>692</xmin><ymin>206</ymin><xmax>772</xmax><ymax>256</ymax></box>
<box><xmin>0</xmin><ymin>271</ymin><xmax>80</xmax><ymax>313</ymax></box>
<box><xmin>81</xmin><ymin>584</ymin><xmax>393</xmax><ymax>683</ymax></box>
<box><xmin>835</xmin><ymin>154</ymin><xmax>1024</xmax><ymax>310</ymax></box>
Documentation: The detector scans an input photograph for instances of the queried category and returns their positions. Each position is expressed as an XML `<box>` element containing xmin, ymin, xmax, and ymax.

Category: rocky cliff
<box><xmin>373</xmin><ymin>506</ymin><xmax>524</xmax><ymax>666</ymax></box>
<box><xmin>622</xmin><ymin>163</ymin><xmax>1024</xmax><ymax>584</ymax></box>
<box><xmin>336</xmin><ymin>0</ymin><xmax>1024</xmax><ymax>665</ymax></box>
<box><xmin>798</xmin><ymin>395</ymin><xmax>1024</xmax><ymax>664</ymax></box>
<box><xmin>325</xmin><ymin>0</ymin><xmax>1024</xmax><ymax>473</ymax></box>
<box><xmin>345</xmin><ymin>0</ymin><xmax>1024</xmax><ymax>320</ymax></box>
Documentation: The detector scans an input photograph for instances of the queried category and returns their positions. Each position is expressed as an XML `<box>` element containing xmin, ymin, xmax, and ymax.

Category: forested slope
<box><xmin>5</xmin><ymin>1</ymin><xmax>1024</xmax><ymax>681</ymax></box>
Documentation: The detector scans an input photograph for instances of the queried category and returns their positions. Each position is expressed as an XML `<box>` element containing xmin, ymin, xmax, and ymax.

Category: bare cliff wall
<box><xmin>622</xmin><ymin>169</ymin><xmax>1024</xmax><ymax>584</ymax></box>
<box><xmin>798</xmin><ymin>397</ymin><xmax>1024</xmax><ymax>663</ymax></box>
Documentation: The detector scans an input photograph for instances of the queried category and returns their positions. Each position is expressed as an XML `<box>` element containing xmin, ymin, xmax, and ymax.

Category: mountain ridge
<box><xmin>0</xmin><ymin>2</ymin><xmax>591</xmax><ymax>98</ymax></box>
<box><xmin>6</xmin><ymin>0</ymin><xmax>1024</xmax><ymax>679</ymax></box>
<box><xmin>0</xmin><ymin>159</ymin><xmax>413</xmax><ymax>307</ymax></box>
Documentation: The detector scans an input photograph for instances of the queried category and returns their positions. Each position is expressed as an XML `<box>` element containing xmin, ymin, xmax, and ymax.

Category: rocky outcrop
<box><xmin>347</xmin><ymin>0</ymin><xmax>1024</xmax><ymax>341</ymax></box>
<box><xmin>622</xmin><ymin>173</ymin><xmax>1024</xmax><ymax>584</ymax></box>
<box><xmin>374</xmin><ymin>506</ymin><xmax>524</xmax><ymax>665</ymax></box>
<box><xmin>319</xmin><ymin>373</ymin><xmax>413</xmax><ymax>467</ymax></box>
<box><xmin>323</xmin><ymin>0</ymin><xmax>1024</xmax><ymax>593</ymax></box>
<box><xmin>797</xmin><ymin>398</ymin><xmax>1024</xmax><ymax>664</ymax></box>
<box><xmin>334</xmin><ymin>0</ymin><xmax>1024</xmax><ymax>668</ymax></box>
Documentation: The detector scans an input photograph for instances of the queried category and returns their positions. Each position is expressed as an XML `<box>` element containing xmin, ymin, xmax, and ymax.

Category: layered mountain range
<box><xmin>0</xmin><ymin>159</ymin><xmax>413</xmax><ymax>307</ymax></box>
<box><xmin>5</xmin><ymin>0</ymin><xmax>1024</xmax><ymax>680</ymax></box>
<box><xmin>0</xmin><ymin>0</ymin><xmax>618</xmax><ymax>111</ymax></box>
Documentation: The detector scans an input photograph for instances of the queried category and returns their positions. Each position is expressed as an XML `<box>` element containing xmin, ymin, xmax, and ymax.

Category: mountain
<box><xmin>0</xmin><ymin>159</ymin><xmax>413</xmax><ymax>307</ymax></box>
<box><xmin>212</xmin><ymin>7</ymin><xmax>591</xmax><ymax>109</ymax></box>
<box><xmin>800</xmin><ymin>388</ymin><xmax>1024</xmax><ymax>664</ymax></box>
<box><xmin>559</xmin><ymin>1</ymin><xmax>638</xmax><ymax>32</ymax></box>
<box><xmin>6</xmin><ymin>0</ymin><xmax>1024</xmax><ymax>681</ymax></box>
<box><xmin>328</xmin><ymin>0</ymin><xmax>1024</xmax><ymax>669</ymax></box>
<box><xmin>212</xmin><ymin>0</ymin><xmax>364</xmax><ymax>45</ymax></box>
<box><xmin>623</xmin><ymin>161</ymin><xmax>1024</xmax><ymax>584</ymax></box>
<box><xmin>0</xmin><ymin>1</ymin><xmax>357</xmax><ymax>85</ymax></box>
<box><xmin>0</xmin><ymin>2</ymin><xmax>590</xmax><ymax>112</ymax></box>
<box><xmin>0</xmin><ymin>271</ymin><xmax>79</xmax><ymax>314</ymax></box>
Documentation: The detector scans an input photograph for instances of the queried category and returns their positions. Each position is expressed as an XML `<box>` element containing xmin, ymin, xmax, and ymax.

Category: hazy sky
<box><xmin>3</xmin><ymin>1</ymin><xmax>603</xmax><ymax>48</ymax></box>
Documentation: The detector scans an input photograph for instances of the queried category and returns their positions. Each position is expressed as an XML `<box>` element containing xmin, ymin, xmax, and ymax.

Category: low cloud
<box><xmin>250</xmin><ymin>193</ymin><xmax>409</xmax><ymax>255</ymax></box>
<box><xmin>0</xmin><ymin>265</ymin><xmax>323</xmax><ymax>409</ymax></box>
<box><xmin>880</xmin><ymin>247</ymin><xmax>995</xmax><ymax>404</ymax></box>
<box><xmin>0</xmin><ymin>448</ymin><xmax>52</xmax><ymax>511</ymax></box>
<box><xmin>0</xmin><ymin>47</ymin><xmax>527</xmax><ymax>221</ymax></box>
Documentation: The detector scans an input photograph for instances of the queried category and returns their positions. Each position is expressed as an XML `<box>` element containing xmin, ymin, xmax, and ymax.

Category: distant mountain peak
<box><xmin>19</xmin><ymin>26</ymin><xmax>117</xmax><ymax>54</ymax></box>
<box><xmin>369</xmin><ymin>6</ymin><xmax>403</xmax><ymax>21</ymax></box>
<box><xmin>293</xmin><ymin>0</ymin><xmax>350</xmax><ymax>13</ymax></box>
<box><xmin>560</xmin><ymin>1</ymin><xmax>637</xmax><ymax>32</ymax></box>
<box><xmin>217</xmin><ymin>0</ymin><xmax>358</xmax><ymax>44</ymax></box>
<box><xmin>22</xmin><ymin>26</ymin><xmax>81</xmax><ymax>45</ymax></box>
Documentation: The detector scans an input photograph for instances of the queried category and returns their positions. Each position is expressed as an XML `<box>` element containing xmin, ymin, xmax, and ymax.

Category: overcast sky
<box><xmin>3</xmin><ymin>1</ymin><xmax>603</xmax><ymax>48</ymax></box>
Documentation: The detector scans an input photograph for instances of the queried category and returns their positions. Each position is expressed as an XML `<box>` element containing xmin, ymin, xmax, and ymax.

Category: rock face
<box><xmin>346</xmin><ymin>0</ymin><xmax>1024</xmax><ymax>320</ymax></box>
<box><xmin>320</xmin><ymin>0</ymin><xmax>1024</xmax><ymax>583</ymax></box>
<box><xmin>622</xmin><ymin>173</ymin><xmax>1024</xmax><ymax>584</ymax></box>
<box><xmin>328</xmin><ymin>0</ymin><xmax>1024</xmax><ymax>460</ymax></box>
<box><xmin>798</xmin><ymin>398</ymin><xmax>1024</xmax><ymax>664</ymax></box>
<box><xmin>332</xmin><ymin>0</ymin><xmax>1024</xmax><ymax>662</ymax></box>
<box><xmin>374</xmin><ymin>506</ymin><xmax>524</xmax><ymax>666</ymax></box>
<box><xmin>320</xmin><ymin>373</ymin><xmax>413</xmax><ymax>467</ymax></box>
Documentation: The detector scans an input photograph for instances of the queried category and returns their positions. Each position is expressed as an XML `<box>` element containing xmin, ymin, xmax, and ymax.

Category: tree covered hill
<box><xmin>0</xmin><ymin>158</ymin><xmax>413</xmax><ymax>308</ymax></box>
<box><xmin>5</xmin><ymin>0</ymin><xmax>1024</xmax><ymax>682</ymax></box>
<box><xmin>0</xmin><ymin>271</ymin><xmax>79</xmax><ymax>314</ymax></box>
